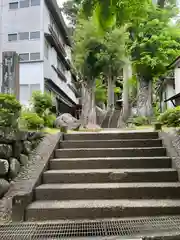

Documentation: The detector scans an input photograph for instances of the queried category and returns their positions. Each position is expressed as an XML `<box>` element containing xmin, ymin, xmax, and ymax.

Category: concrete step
<box><xmin>43</xmin><ymin>169</ymin><xmax>178</xmax><ymax>184</ymax></box>
<box><xmin>55</xmin><ymin>147</ymin><xmax>167</xmax><ymax>158</ymax></box>
<box><xmin>64</xmin><ymin>132</ymin><xmax>159</xmax><ymax>141</ymax></box>
<box><xmin>60</xmin><ymin>139</ymin><xmax>162</xmax><ymax>149</ymax></box>
<box><xmin>50</xmin><ymin>157</ymin><xmax>172</xmax><ymax>170</ymax></box>
<box><xmin>35</xmin><ymin>183</ymin><xmax>180</xmax><ymax>200</ymax></box>
<box><xmin>26</xmin><ymin>199</ymin><xmax>180</xmax><ymax>221</ymax></box>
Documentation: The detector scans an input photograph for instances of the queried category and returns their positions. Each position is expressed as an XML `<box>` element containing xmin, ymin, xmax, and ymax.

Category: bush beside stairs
<box><xmin>25</xmin><ymin>131</ymin><xmax>180</xmax><ymax>221</ymax></box>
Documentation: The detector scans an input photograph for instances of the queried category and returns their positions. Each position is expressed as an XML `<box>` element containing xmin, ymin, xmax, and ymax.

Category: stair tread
<box><xmin>62</xmin><ymin>139</ymin><xmax>161</xmax><ymax>143</ymax></box>
<box><xmin>27</xmin><ymin>199</ymin><xmax>180</xmax><ymax>209</ymax></box>
<box><xmin>51</xmin><ymin>156</ymin><xmax>171</xmax><ymax>161</ymax></box>
<box><xmin>44</xmin><ymin>168</ymin><xmax>176</xmax><ymax>174</ymax></box>
<box><xmin>57</xmin><ymin>147</ymin><xmax>165</xmax><ymax>151</ymax></box>
<box><xmin>36</xmin><ymin>182</ymin><xmax>180</xmax><ymax>189</ymax></box>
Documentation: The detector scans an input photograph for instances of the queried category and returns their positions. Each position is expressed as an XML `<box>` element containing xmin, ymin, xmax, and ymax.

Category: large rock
<box><xmin>12</xmin><ymin>141</ymin><xmax>23</xmax><ymax>159</ymax></box>
<box><xmin>19</xmin><ymin>154</ymin><xmax>29</xmax><ymax>166</ymax></box>
<box><xmin>27</xmin><ymin>131</ymin><xmax>45</xmax><ymax>141</ymax></box>
<box><xmin>9</xmin><ymin>158</ymin><xmax>20</xmax><ymax>179</ymax></box>
<box><xmin>0</xmin><ymin>159</ymin><xmax>9</xmax><ymax>176</ymax></box>
<box><xmin>0</xmin><ymin>144</ymin><xmax>12</xmax><ymax>159</ymax></box>
<box><xmin>55</xmin><ymin>113</ymin><xmax>81</xmax><ymax>130</ymax></box>
<box><xmin>0</xmin><ymin>178</ymin><xmax>10</xmax><ymax>198</ymax></box>
<box><xmin>0</xmin><ymin>128</ymin><xmax>28</xmax><ymax>144</ymax></box>
<box><xmin>23</xmin><ymin>141</ymin><xmax>32</xmax><ymax>155</ymax></box>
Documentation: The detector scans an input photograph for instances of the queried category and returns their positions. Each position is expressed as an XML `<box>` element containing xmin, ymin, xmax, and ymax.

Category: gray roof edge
<box><xmin>45</xmin><ymin>0</ymin><xmax>71</xmax><ymax>46</ymax></box>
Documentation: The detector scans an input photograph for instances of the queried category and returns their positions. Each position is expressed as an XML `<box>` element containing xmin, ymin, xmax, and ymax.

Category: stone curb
<box><xmin>12</xmin><ymin>132</ymin><xmax>62</xmax><ymax>221</ymax></box>
<box><xmin>159</xmin><ymin>130</ymin><xmax>180</xmax><ymax>180</ymax></box>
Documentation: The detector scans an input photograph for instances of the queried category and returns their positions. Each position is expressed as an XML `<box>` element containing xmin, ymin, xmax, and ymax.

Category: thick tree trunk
<box><xmin>88</xmin><ymin>83</ymin><xmax>97</xmax><ymax>125</ymax></box>
<box><xmin>80</xmin><ymin>82</ymin><xmax>96</xmax><ymax>127</ymax></box>
<box><xmin>122</xmin><ymin>63</ymin><xmax>132</xmax><ymax>122</ymax></box>
<box><xmin>107</xmin><ymin>74</ymin><xmax>115</xmax><ymax>111</ymax></box>
<box><xmin>137</xmin><ymin>77</ymin><xmax>153</xmax><ymax>117</ymax></box>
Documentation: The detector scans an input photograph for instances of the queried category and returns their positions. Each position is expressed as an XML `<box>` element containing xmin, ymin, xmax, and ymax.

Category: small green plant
<box><xmin>31</xmin><ymin>91</ymin><xmax>53</xmax><ymax>117</ymax></box>
<box><xmin>44</xmin><ymin>114</ymin><xmax>56</xmax><ymax>128</ymax></box>
<box><xmin>20</xmin><ymin>112</ymin><xmax>44</xmax><ymax>130</ymax></box>
<box><xmin>0</xmin><ymin>94</ymin><xmax>21</xmax><ymax>128</ymax></box>
<box><xmin>132</xmin><ymin>116</ymin><xmax>149</xmax><ymax>126</ymax></box>
<box><xmin>158</xmin><ymin>106</ymin><xmax>180</xmax><ymax>127</ymax></box>
<box><xmin>31</xmin><ymin>91</ymin><xmax>57</xmax><ymax>128</ymax></box>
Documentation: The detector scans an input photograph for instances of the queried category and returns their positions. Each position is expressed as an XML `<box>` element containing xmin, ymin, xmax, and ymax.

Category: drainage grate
<box><xmin>1</xmin><ymin>216</ymin><xmax>180</xmax><ymax>239</ymax></box>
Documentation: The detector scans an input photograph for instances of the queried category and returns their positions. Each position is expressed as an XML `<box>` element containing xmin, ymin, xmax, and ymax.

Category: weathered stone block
<box><xmin>12</xmin><ymin>141</ymin><xmax>23</xmax><ymax>159</ymax></box>
<box><xmin>19</xmin><ymin>154</ymin><xmax>29</xmax><ymax>166</ymax></box>
<box><xmin>0</xmin><ymin>144</ymin><xmax>12</xmax><ymax>159</ymax></box>
<box><xmin>55</xmin><ymin>113</ymin><xmax>81</xmax><ymax>130</ymax></box>
<box><xmin>0</xmin><ymin>128</ymin><xmax>17</xmax><ymax>143</ymax></box>
<box><xmin>9</xmin><ymin>158</ymin><xmax>20</xmax><ymax>179</ymax></box>
<box><xmin>0</xmin><ymin>178</ymin><xmax>10</xmax><ymax>198</ymax></box>
<box><xmin>23</xmin><ymin>141</ymin><xmax>32</xmax><ymax>155</ymax></box>
<box><xmin>0</xmin><ymin>159</ymin><xmax>9</xmax><ymax>176</ymax></box>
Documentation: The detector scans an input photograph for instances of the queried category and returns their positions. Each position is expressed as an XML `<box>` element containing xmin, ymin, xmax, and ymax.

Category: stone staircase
<box><xmin>25</xmin><ymin>131</ymin><xmax>180</xmax><ymax>221</ymax></box>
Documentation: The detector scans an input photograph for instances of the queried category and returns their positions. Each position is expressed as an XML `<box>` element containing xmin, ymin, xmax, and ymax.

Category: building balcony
<box><xmin>45</xmin><ymin>25</ymin><xmax>66</xmax><ymax>60</ymax></box>
<box><xmin>51</xmin><ymin>64</ymin><xmax>67</xmax><ymax>82</ymax></box>
<box><xmin>68</xmin><ymin>82</ymin><xmax>81</xmax><ymax>98</ymax></box>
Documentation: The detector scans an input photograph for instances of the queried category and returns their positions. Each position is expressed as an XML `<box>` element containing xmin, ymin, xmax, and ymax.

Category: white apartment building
<box><xmin>0</xmin><ymin>0</ymin><xmax>79</xmax><ymax>114</ymax></box>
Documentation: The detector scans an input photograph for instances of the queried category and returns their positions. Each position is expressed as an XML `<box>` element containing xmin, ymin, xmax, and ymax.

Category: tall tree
<box><xmin>97</xmin><ymin>27</ymin><xmax>128</xmax><ymax>110</ymax></box>
<box><xmin>130</xmin><ymin>3</ymin><xmax>180</xmax><ymax>116</ymax></box>
<box><xmin>73</xmin><ymin>18</ymin><xmax>103</xmax><ymax>126</ymax></box>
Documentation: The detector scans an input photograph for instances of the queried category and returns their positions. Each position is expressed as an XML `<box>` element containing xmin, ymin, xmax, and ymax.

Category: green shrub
<box><xmin>44</xmin><ymin>114</ymin><xmax>56</xmax><ymax>128</ymax></box>
<box><xmin>31</xmin><ymin>91</ymin><xmax>53</xmax><ymax>116</ymax></box>
<box><xmin>21</xmin><ymin>112</ymin><xmax>44</xmax><ymax>130</ymax></box>
<box><xmin>158</xmin><ymin>106</ymin><xmax>180</xmax><ymax>127</ymax></box>
<box><xmin>0</xmin><ymin>94</ymin><xmax>21</xmax><ymax>128</ymax></box>
<box><xmin>132</xmin><ymin>116</ymin><xmax>149</xmax><ymax>126</ymax></box>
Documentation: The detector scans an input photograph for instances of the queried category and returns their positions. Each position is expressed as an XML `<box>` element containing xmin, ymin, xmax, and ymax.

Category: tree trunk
<box><xmin>88</xmin><ymin>83</ymin><xmax>97</xmax><ymax>125</ymax></box>
<box><xmin>137</xmin><ymin>77</ymin><xmax>153</xmax><ymax>117</ymax></box>
<box><xmin>122</xmin><ymin>63</ymin><xmax>132</xmax><ymax>122</ymax></box>
<box><xmin>107</xmin><ymin>75</ymin><xmax>115</xmax><ymax>110</ymax></box>
<box><xmin>80</xmin><ymin>82</ymin><xmax>96</xmax><ymax>127</ymax></box>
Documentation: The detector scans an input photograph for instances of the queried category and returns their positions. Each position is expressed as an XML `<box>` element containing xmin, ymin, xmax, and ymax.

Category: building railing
<box><xmin>48</xmin><ymin>24</ymin><xmax>66</xmax><ymax>58</ymax></box>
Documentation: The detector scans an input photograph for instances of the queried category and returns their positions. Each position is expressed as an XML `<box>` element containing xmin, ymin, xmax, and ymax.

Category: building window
<box><xmin>19</xmin><ymin>0</ymin><xmax>29</xmax><ymax>8</ymax></box>
<box><xmin>19</xmin><ymin>53</ymin><xmax>29</xmax><ymax>61</ymax></box>
<box><xmin>44</xmin><ymin>40</ymin><xmax>49</xmax><ymax>59</ymax></box>
<box><xmin>20</xmin><ymin>84</ymin><xmax>40</xmax><ymax>103</ymax></box>
<box><xmin>20</xmin><ymin>84</ymin><xmax>29</xmax><ymax>102</ymax></box>
<box><xmin>30</xmin><ymin>52</ymin><xmax>40</xmax><ymax>61</ymax></box>
<box><xmin>30</xmin><ymin>31</ymin><xmax>40</xmax><ymax>40</ymax></box>
<box><xmin>19</xmin><ymin>32</ymin><xmax>29</xmax><ymax>40</ymax></box>
<box><xmin>9</xmin><ymin>2</ymin><xmax>18</xmax><ymax>9</ymax></box>
<box><xmin>8</xmin><ymin>33</ymin><xmax>18</xmax><ymax>41</ymax></box>
<box><xmin>31</xmin><ymin>0</ymin><xmax>40</xmax><ymax>6</ymax></box>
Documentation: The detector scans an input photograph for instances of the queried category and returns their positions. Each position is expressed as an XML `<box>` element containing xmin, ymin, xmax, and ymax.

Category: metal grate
<box><xmin>1</xmin><ymin>216</ymin><xmax>180</xmax><ymax>239</ymax></box>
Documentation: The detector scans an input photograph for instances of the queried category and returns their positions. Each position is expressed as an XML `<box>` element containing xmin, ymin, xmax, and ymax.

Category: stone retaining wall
<box><xmin>159</xmin><ymin>129</ymin><xmax>180</xmax><ymax>180</ymax></box>
<box><xmin>0</xmin><ymin>128</ymin><xmax>44</xmax><ymax>199</ymax></box>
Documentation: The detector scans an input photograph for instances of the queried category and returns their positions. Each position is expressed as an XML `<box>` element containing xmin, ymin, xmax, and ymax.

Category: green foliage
<box><xmin>132</xmin><ymin>116</ymin><xmax>149</xmax><ymax>126</ymax></box>
<box><xmin>73</xmin><ymin>18</ymin><xmax>105</xmax><ymax>86</ymax></box>
<box><xmin>95</xmin><ymin>78</ymin><xmax>107</xmax><ymax>104</ymax></box>
<box><xmin>130</xmin><ymin>3</ymin><xmax>180</xmax><ymax>81</ymax></box>
<box><xmin>97</xmin><ymin>26</ymin><xmax>128</xmax><ymax>77</ymax></box>
<box><xmin>0</xmin><ymin>94</ymin><xmax>21</xmax><ymax>128</ymax></box>
<box><xmin>20</xmin><ymin>112</ymin><xmax>44</xmax><ymax>130</ymax></box>
<box><xmin>43</xmin><ymin>114</ymin><xmax>56</xmax><ymax>128</ymax></box>
<box><xmin>80</xmin><ymin>0</ymin><xmax>149</xmax><ymax>29</ymax></box>
<box><xmin>158</xmin><ymin>107</ymin><xmax>180</xmax><ymax>127</ymax></box>
<box><xmin>31</xmin><ymin>91</ymin><xmax>53</xmax><ymax>116</ymax></box>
